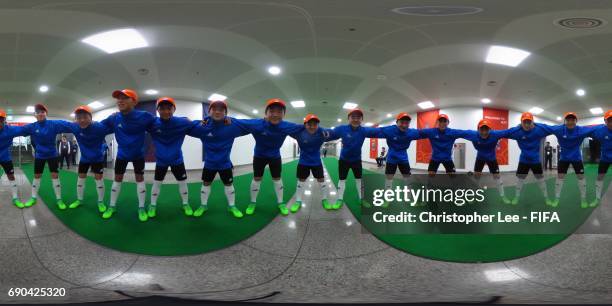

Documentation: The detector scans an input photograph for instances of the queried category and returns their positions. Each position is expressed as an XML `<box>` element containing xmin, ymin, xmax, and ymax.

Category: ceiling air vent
<box><xmin>391</xmin><ymin>6</ymin><xmax>483</xmax><ymax>16</ymax></box>
<box><xmin>555</xmin><ymin>17</ymin><xmax>606</xmax><ymax>29</ymax></box>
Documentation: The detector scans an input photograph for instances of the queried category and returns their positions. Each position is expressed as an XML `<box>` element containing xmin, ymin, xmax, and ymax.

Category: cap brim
<box><xmin>397</xmin><ymin>116</ymin><xmax>411</xmax><ymax>121</ymax></box>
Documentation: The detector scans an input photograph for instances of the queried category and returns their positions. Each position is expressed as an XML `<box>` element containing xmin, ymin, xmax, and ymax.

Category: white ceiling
<box><xmin>0</xmin><ymin>0</ymin><xmax>611</xmax><ymax>125</ymax></box>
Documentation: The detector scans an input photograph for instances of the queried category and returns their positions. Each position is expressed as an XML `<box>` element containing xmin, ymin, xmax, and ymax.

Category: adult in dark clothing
<box><xmin>376</xmin><ymin>147</ymin><xmax>386</xmax><ymax>168</ymax></box>
<box><xmin>58</xmin><ymin>136</ymin><xmax>71</xmax><ymax>169</ymax></box>
<box><xmin>544</xmin><ymin>141</ymin><xmax>553</xmax><ymax>170</ymax></box>
<box><xmin>70</xmin><ymin>139</ymin><xmax>78</xmax><ymax>165</ymax></box>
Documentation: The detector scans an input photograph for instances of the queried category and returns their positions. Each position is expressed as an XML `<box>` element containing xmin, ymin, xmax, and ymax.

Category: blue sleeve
<box><xmin>461</xmin><ymin>130</ymin><xmax>479</xmax><ymax>142</ymax></box>
<box><xmin>100</xmin><ymin>113</ymin><xmax>116</xmax><ymax>131</ymax></box>
<box><xmin>279</xmin><ymin>121</ymin><xmax>305</xmax><ymax>135</ymax></box>
<box><xmin>325</xmin><ymin>128</ymin><xmax>342</xmax><ymax>141</ymax></box>
<box><xmin>580</xmin><ymin>124</ymin><xmax>604</xmax><ymax>137</ymax></box>
<box><xmin>9</xmin><ymin>126</ymin><xmax>27</xmax><ymax>137</ymax></box>
<box><xmin>363</xmin><ymin>127</ymin><xmax>383</xmax><ymax>138</ymax></box>
<box><xmin>233</xmin><ymin>118</ymin><xmax>263</xmax><ymax>134</ymax></box>
<box><xmin>54</xmin><ymin>120</ymin><xmax>75</xmax><ymax>134</ymax></box>
<box><xmin>490</xmin><ymin>126</ymin><xmax>520</xmax><ymax>139</ymax></box>
<box><xmin>187</xmin><ymin>120</ymin><xmax>211</xmax><ymax>138</ymax></box>
<box><xmin>450</xmin><ymin>128</ymin><xmax>475</xmax><ymax>139</ymax></box>
<box><xmin>418</xmin><ymin>128</ymin><xmax>435</xmax><ymax>138</ymax></box>
<box><xmin>21</xmin><ymin>123</ymin><xmax>34</xmax><ymax>136</ymax></box>
<box><xmin>535</xmin><ymin>123</ymin><xmax>555</xmax><ymax>137</ymax></box>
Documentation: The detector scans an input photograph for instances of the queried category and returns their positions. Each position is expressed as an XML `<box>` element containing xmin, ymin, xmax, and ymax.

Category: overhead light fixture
<box><xmin>417</xmin><ymin>101</ymin><xmax>435</xmax><ymax>109</ymax></box>
<box><xmin>26</xmin><ymin>106</ymin><xmax>35</xmax><ymax>113</ymax></box>
<box><xmin>70</xmin><ymin>113</ymin><xmax>75</xmax><ymax>118</ymax></box>
<box><xmin>485</xmin><ymin>45</ymin><xmax>531</xmax><ymax>67</ymax></box>
<box><xmin>267</xmin><ymin>66</ymin><xmax>282</xmax><ymax>76</ymax></box>
<box><xmin>364</xmin><ymin>122</ymin><xmax>374</xmax><ymax>126</ymax></box>
<box><xmin>39</xmin><ymin>85</ymin><xmax>49</xmax><ymax>93</ymax></box>
<box><xmin>6</xmin><ymin>115</ymin><xmax>13</xmax><ymax>121</ymax></box>
<box><xmin>343</xmin><ymin>102</ymin><xmax>358</xmax><ymax>109</ymax></box>
<box><xmin>337</xmin><ymin>118</ymin><xmax>342</xmax><ymax>122</ymax></box>
<box><xmin>81</xmin><ymin>28</ymin><xmax>148</xmax><ymax>54</ymax></box>
<box><xmin>529</xmin><ymin>107</ymin><xmax>544</xmax><ymax>114</ymax></box>
<box><xmin>590</xmin><ymin>107</ymin><xmax>603</xmax><ymax>115</ymax></box>
<box><xmin>252</xmin><ymin>109</ymin><xmax>259</xmax><ymax>114</ymax></box>
<box><xmin>331</xmin><ymin>126</ymin><xmax>335</xmax><ymax>129</ymax></box>
<box><xmin>88</xmin><ymin>101</ymin><xmax>104</xmax><ymax>109</ymax></box>
<box><xmin>208</xmin><ymin>93</ymin><xmax>227</xmax><ymax>101</ymax></box>
<box><xmin>386</xmin><ymin>113</ymin><xmax>392</xmax><ymax>118</ymax></box>
<box><xmin>556</xmin><ymin>116</ymin><xmax>562</xmax><ymax>121</ymax></box>
<box><xmin>145</xmin><ymin>89</ymin><xmax>158</xmax><ymax>95</ymax></box>
<box><xmin>575</xmin><ymin>89</ymin><xmax>586</xmax><ymax>96</ymax></box>
<box><xmin>290</xmin><ymin>100</ymin><xmax>305</xmax><ymax>108</ymax></box>
<box><xmin>481</xmin><ymin>98</ymin><xmax>491</xmax><ymax>104</ymax></box>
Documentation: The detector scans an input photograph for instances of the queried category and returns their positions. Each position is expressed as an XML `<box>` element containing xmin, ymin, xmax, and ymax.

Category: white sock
<box><xmin>178</xmin><ymin>180</ymin><xmax>188</xmax><ymax>205</ymax></box>
<box><xmin>273</xmin><ymin>180</ymin><xmax>284</xmax><ymax>203</ymax></box>
<box><xmin>151</xmin><ymin>180</ymin><xmax>162</xmax><ymax>206</ymax></box>
<box><xmin>77</xmin><ymin>177</ymin><xmax>86</xmax><ymax>201</ymax></box>
<box><xmin>11</xmin><ymin>180</ymin><xmax>18</xmax><ymax>199</ymax></box>
<box><xmin>137</xmin><ymin>181</ymin><xmax>146</xmax><ymax>209</ymax></box>
<box><xmin>296</xmin><ymin>181</ymin><xmax>304</xmax><ymax>202</ymax></box>
<box><xmin>495</xmin><ymin>177</ymin><xmax>505</xmax><ymax>197</ymax></box>
<box><xmin>516</xmin><ymin>179</ymin><xmax>525</xmax><ymax>198</ymax></box>
<box><xmin>596</xmin><ymin>179</ymin><xmax>603</xmax><ymax>200</ymax></box>
<box><xmin>201</xmin><ymin>184</ymin><xmax>210</xmax><ymax>206</ymax></box>
<box><xmin>32</xmin><ymin>178</ymin><xmax>40</xmax><ymax>199</ymax></box>
<box><xmin>110</xmin><ymin>181</ymin><xmax>121</xmax><ymax>207</ymax></box>
<box><xmin>95</xmin><ymin>179</ymin><xmax>104</xmax><ymax>203</ymax></box>
<box><xmin>337</xmin><ymin>180</ymin><xmax>346</xmax><ymax>200</ymax></box>
<box><xmin>356</xmin><ymin>178</ymin><xmax>362</xmax><ymax>200</ymax></box>
<box><xmin>554</xmin><ymin>177</ymin><xmax>563</xmax><ymax>199</ymax></box>
<box><xmin>319</xmin><ymin>181</ymin><xmax>329</xmax><ymax>200</ymax></box>
<box><xmin>250</xmin><ymin>180</ymin><xmax>260</xmax><ymax>203</ymax></box>
<box><xmin>52</xmin><ymin>178</ymin><xmax>61</xmax><ymax>200</ymax></box>
<box><xmin>385</xmin><ymin>178</ymin><xmax>393</xmax><ymax>190</ymax></box>
<box><xmin>538</xmin><ymin>178</ymin><xmax>547</xmax><ymax>198</ymax></box>
<box><xmin>225</xmin><ymin>185</ymin><xmax>235</xmax><ymax>207</ymax></box>
<box><xmin>577</xmin><ymin>177</ymin><xmax>586</xmax><ymax>200</ymax></box>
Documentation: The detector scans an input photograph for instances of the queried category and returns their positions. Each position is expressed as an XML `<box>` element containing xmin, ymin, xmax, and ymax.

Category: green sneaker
<box><xmin>580</xmin><ymin>199</ymin><xmax>589</xmax><ymax>208</ymax></box>
<box><xmin>501</xmin><ymin>196</ymin><xmax>511</xmax><ymax>204</ymax></box>
<box><xmin>147</xmin><ymin>206</ymin><xmax>157</xmax><ymax>218</ymax></box>
<box><xmin>12</xmin><ymin>199</ymin><xmax>24</xmax><ymax>209</ymax></box>
<box><xmin>138</xmin><ymin>208</ymin><xmax>148</xmax><ymax>222</ymax></box>
<box><xmin>229</xmin><ymin>206</ymin><xmax>244</xmax><ymax>218</ymax></box>
<box><xmin>24</xmin><ymin>197</ymin><xmax>36</xmax><ymax>207</ymax></box>
<box><xmin>290</xmin><ymin>201</ymin><xmax>302</xmax><ymax>213</ymax></box>
<box><xmin>322</xmin><ymin>199</ymin><xmax>332</xmax><ymax>210</ymax></box>
<box><xmin>590</xmin><ymin>199</ymin><xmax>599</xmax><ymax>207</ymax></box>
<box><xmin>102</xmin><ymin>207</ymin><xmax>115</xmax><ymax>219</ymax></box>
<box><xmin>97</xmin><ymin>202</ymin><xmax>107</xmax><ymax>213</ymax></box>
<box><xmin>332</xmin><ymin>199</ymin><xmax>343</xmax><ymax>210</ymax></box>
<box><xmin>68</xmin><ymin>200</ymin><xmax>81</xmax><ymax>209</ymax></box>
<box><xmin>57</xmin><ymin>200</ymin><xmax>67</xmax><ymax>210</ymax></box>
<box><xmin>246</xmin><ymin>203</ymin><xmax>257</xmax><ymax>215</ymax></box>
<box><xmin>193</xmin><ymin>205</ymin><xmax>208</xmax><ymax>217</ymax></box>
<box><xmin>550</xmin><ymin>198</ymin><xmax>559</xmax><ymax>207</ymax></box>
<box><xmin>183</xmin><ymin>205</ymin><xmax>193</xmax><ymax>216</ymax></box>
<box><xmin>278</xmin><ymin>204</ymin><xmax>289</xmax><ymax>216</ymax></box>
<box><xmin>361</xmin><ymin>199</ymin><xmax>371</xmax><ymax>208</ymax></box>
<box><xmin>545</xmin><ymin>198</ymin><xmax>553</xmax><ymax>206</ymax></box>
<box><xmin>511</xmin><ymin>197</ymin><xmax>519</xmax><ymax>205</ymax></box>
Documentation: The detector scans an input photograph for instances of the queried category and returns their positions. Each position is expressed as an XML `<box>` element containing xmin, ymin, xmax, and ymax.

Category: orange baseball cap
<box><xmin>34</xmin><ymin>103</ymin><xmax>48</xmax><ymax>113</ymax></box>
<box><xmin>74</xmin><ymin>105</ymin><xmax>92</xmax><ymax>115</ymax></box>
<box><xmin>112</xmin><ymin>88</ymin><xmax>139</xmax><ymax>102</ymax></box>
<box><xmin>209</xmin><ymin>100</ymin><xmax>228</xmax><ymax>111</ymax></box>
<box><xmin>478</xmin><ymin>119</ymin><xmax>491</xmax><ymax>129</ymax></box>
<box><xmin>605</xmin><ymin>110</ymin><xmax>612</xmax><ymax>120</ymax></box>
<box><xmin>437</xmin><ymin>114</ymin><xmax>449</xmax><ymax>121</ymax></box>
<box><xmin>265</xmin><ymin>98</ymin><xmax>286</xmax><ymax>109</ymax></box>
<box><xmin>303</xmin><ymin>113</ymin><xmax>320</xmax><ymax>124</ymax></box>
<box><xmin>396</xmin><ymin>112</ymin><xmax>412</xmax><ymax>121</ymax></box>
<box><xmin>348</xmin><ymin>108</ymin><xmax>364</xmax><ymax>118</ymax></box>
<box><xmin>0</xmin><ymin>108</ymin><xmax>6</xmax><ymax>118</ymax></box>
<box><xmin>521</xmin><ymin>112</ymin><xmax>534</xmax><ymax>122</ymax></box>
<box><xmin>156</xmin><ymin>96</ymin><xmax>176</xmax><ymax>108</ymax></box>
<box><xmin>564</xmin><ymin>112</ymin><xmax>577</xmax><ymax>120</ymax></box>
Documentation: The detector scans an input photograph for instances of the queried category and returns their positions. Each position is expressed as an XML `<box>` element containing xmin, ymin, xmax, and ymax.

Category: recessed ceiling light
<box><xmin>386</xmin><ymin>113</ymin><xmax>392</xmax><ymax>118</ymax></box>
<box><xmin>575</xmin><ymin>89</ymin><xmax>586</xmax><ymax>96</ymax></box>
<box><xmin>418</xmin><ymin>101</ymin><xmax>435</xmax><ymax>109</ymax></box>
<box><xmin>337</xmin><ymin>118</ymin><xmax>342</xmax><ymax>122</ymax></box>
<box><xmin>556</xmin><ymin>116</ymin><xmax>562</xmax><ymax>121</ymax></box>
<box><xmin>590</xmin><ymin>107</ymin><xmax>603</xmax><ymax>115</ymax></box>
<box><xmin>70</xmin><ymin>113</ymin><xmax>75</xmax><ymax>118</ymax></box>
<box><xmin>529</xmin><ymin>107</ymin><xmax>544</xmax><ymax>114</ymax></box>
<box><xmin>81</xmin><ymin>28</ymin><xmax>148</xmax><ymax>54</ymax></box>
<box><xmin>268</xmin><ymin>66</ymin><xmax>282</xmax><ymax>75</ymax></box>
<box><xmin>208</xmin><ymin>93</ymin><xmax>227</xmax><ymax>101</ymax></box>
<box><xmin>343</xmin><ymin>102</ymin><xmax>358</xmax><ymax>109</ymax></box>
<box><xmin>39</xmin><ymin>85</ymin><xmax>49</xmax><ymax>93</ymax></box>
<box><xmin>26</xmin><ymin>106</ymin><xmax>34</xmax><ymax>113</ymax></box>
<box><xmin>145</xmin><ymin>89</ymin><xmax>158</xmax><ymax>95</ymax></box>
<box><xmin>6</xmin><ymin>115</ymin><xmax>12</xmax><ymax>121</ymax></box>
<box><xmin>88</xmin><ymin>101</ymin><xmax>104</xmax><ymax>109</ymax></box>
<box><xmin>486</xmin><ymin>45</ymin><xmax>531</xmax><ymax>67</ymax></box>
<box><xmin>290</xmin><ymin>100</ymin><xmax>305</xmax><ymax>108</ymax></box>
<box><xmin>364</xmin><ymin>122</ymin><xmax>373</xmax><ymax>126</ymax></box>
<box><xmin>252</xmin><ymin>109</ymin><xmax>259</xmax><ymax>114</ymax></box>
<box><xmin>481</xmin><ymin>98</ymin><xmax>491</xmax><ymax>104</ymax></box>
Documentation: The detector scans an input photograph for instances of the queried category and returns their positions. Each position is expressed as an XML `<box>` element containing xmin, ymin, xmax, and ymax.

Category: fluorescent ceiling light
<box><xmin>481</xmin><ymin>98</ymin><xmax>491</xmax><ymax>104</ymax></box>
<box><xmin>364</xmin><ymin>122</ymin><xmax>373</xmax><ymax>126</ymax></box>
<box><xmin>39</xmin><ymin>85</ymin><xmax>49</xmax><ymax>93</ymax></box>
<box><xmin>26</xmin><ymin>106</ymin><xmax>34</xmax><ymax>113</ymax></box>
<box><xmin>386</xmin><ymin>113</ymin><xmax>392</xmax><ymax>118</ymax></box>
<box><xmin>590</xmin><ymin>107</ymin><xmax>603</xmax><ymax>115</ymax></box>
<box><xmin>70</xmin><ymin>113</ymin><xmax>75</xmax><ymax>118</ymax></box>
<box><xmin>88</xmin><ymin>101</ymin><xmax>104</xmax><ymax>109</ymax></box>
<box><xmin>252</xmin><ymin>109</ymin><xmax>259</xmax><ymax>114</ymax></box>
<box><xmin>81</xmin><ymin>28</ymin><xmax>148</xmax><ymax>54</ymax></box>
<box><xmin>144</xmin><ymin>89</ymin><xmax>158</xmax><ymax>95</ymax></box>
<box><xmin>6</xmin><ymin>115</ymin><xmax>13</xmax><ymax>120</ymax></box>
<box><xmin>268</xmin><ymin>66</ymin><xmax>282</xmax><ymax>75</ymax></box>
<box><xmin>290</xmin><ymin>100</ymin><xmax>305</xmax><ymax>108</ymax></box>
<box><xmin>529</xmin><ymin>107</ymin><xmax>543</xmax><ymax>114</ymax></box>
<box><xmin>208</xmin><ymin>93</ymin><xmax>227</xmax><ymax>101</ymax></box>
<box><xmin>556</xmin><ymin>116</ymin><xmax>562</xmax><ymax>121</ymax></box>
<box><xmin>485</xmin><ymin>45</ymin><xmax>531</xmax><ymax>67</ymax></box>
<box><xmin>337</xmin><ymin>118</ymin><xmax>342</xmax><ymax>122</ymax></box>
<box><xmin>343</xmin><ymin>102</ymin><xmax>358</xmax><ymax>109</ymax></box>
<box><xmin>417</xmin><ymin>101</ymin><xmax>435</xmax><ymax>109</ymax></box>
<box><xmin>576</xmin><ymin>89</ymin><xmax>586</xmax><ymax>96</ymax></box>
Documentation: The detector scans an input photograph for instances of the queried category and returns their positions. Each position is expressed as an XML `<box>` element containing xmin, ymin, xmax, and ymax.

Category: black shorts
<box><xmin>155</xmin><ymin>163</ymin><xmax>187</xmax><ymax>181</ymax></box>
<box><xmin>78</xmin><ymin>162</ymin><xmax>105</xmax><ymax>175</ymax></box>
<box><xmin>0</xmin><ymin>161</ymin><xmax>14</xmax><ymax>175</ymax></box>
<box><xmin>253</xmin><ymin>157</ymin><xmax>282</xmax><ymax>178</ymax></box>
<box><xmin>557</xmin><ymin>161</ymin><xmax>584</xmax><ymax>174</ymax></box>
<box><xmin>474</xmin><ymin>159</ymin><xmax>500</xmax><ymax>174</ymax></box>
<box><xmin>599</xmin><ymin>162</ymin><xmax>611</xmax><ymax>175</ymax></box>
<box><xmin>338</xmin><ymin>159</ymin><xmax>362</xmax><ymax>180</ymax></box>
<box><xmin>34</xmin><ymin>158</ymin><xmax>59</xmax><ymax>174</ymax></box>
<box><xmin>114</xmin><ymin>158</ymin><xmax>145</xmax><ymax>175</ymax></box>
<box><xmin>202</xmin><ymin>168</ymin><xmax>233</xmax><ymax>185</ymax></box>
<box><xmin>385</xmin><ymin>162</ymin><xmax>411</xmax><ymax>175</ymax></box>
<box><xmin>516</xmin><ymin>162</ymin><xmax>543</xmax><ymax>176</ymax></box>
<box><xmin>297</xmin><ymin>164</ymin><xmax>324</xmax><ymax>180</ymax></box>
<box><xmin>428</xmin><ymin>160</ymin><xmax>456</xmax><ymax>173</ymax></box>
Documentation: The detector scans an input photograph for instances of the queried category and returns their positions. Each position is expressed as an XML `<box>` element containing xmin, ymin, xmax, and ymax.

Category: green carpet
<box><xmin>322</xmin><ymin>157</ymin><xmax>600</xmax><ymax>263</ymax></box>
<box><xmin>20</xmin><ymin>161</ymin><xmax>298</xmax><ymax>256</ymax></box>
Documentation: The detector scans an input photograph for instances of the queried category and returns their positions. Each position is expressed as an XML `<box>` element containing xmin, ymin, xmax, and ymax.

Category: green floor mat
<box><xmin>19</xmin><ymin>161</ymin><xmax>298</xmax><ymax>256</ymax></box>
<box><xmin>322</xmin><ymin>157</ymin><xmax>599</xmax><ymax>263</ymax></box>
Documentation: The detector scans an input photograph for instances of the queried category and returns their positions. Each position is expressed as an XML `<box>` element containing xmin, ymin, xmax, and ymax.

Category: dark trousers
<box><xmin>59</xmin><ymin>153</ymin><xmax>71</xmax><ymax>169</ymax></box>
<box><xmin>544</xmin><ymin>155</ymin><xmax>552</xmax><ymax>170</ymax></box>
